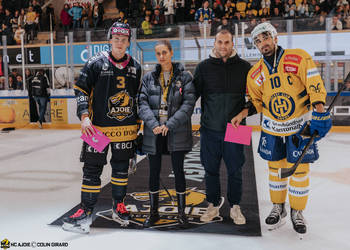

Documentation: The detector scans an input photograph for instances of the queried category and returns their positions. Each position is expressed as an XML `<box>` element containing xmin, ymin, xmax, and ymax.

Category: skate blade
<box><xmin>112</xmin><ymin>214</ymin><xmax>130</xmax><ymax>227</ymax></box>
<box><xmin>267</xmin><ymin>217</ymin><xmax>286</xmax><ymax>231</ymax></box>
<box><xmin>297</xmin><ymin>233</ymin><xmax>305</xmax><ymax>240</ymax></box>
<box><xmin>62</xmin><ymin>222</ymin><xmax>90</xmax><ymax>234</ymax></box>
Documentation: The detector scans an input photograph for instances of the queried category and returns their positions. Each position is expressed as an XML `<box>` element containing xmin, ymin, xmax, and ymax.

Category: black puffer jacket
<box><xmin>138</xmin><ymin>63</ymin><xmax>196</xmax><ymax>155</ymax></box>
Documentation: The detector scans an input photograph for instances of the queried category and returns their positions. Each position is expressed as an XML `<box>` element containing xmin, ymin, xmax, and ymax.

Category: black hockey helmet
<box><xmin>107</xmin><ymin>22</ymin><xmax>131</xmax><ymax>41</ymax></box>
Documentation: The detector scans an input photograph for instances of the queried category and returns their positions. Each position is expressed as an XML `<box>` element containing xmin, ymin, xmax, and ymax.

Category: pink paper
<box><xmin>80</xmin><ymin>126</ymin><xmax>110</xmax><ymax>153</ymax></box>
<box><xmin>224</xmin><ymin>123</ymin><xmax>252</xmax><ymax>145</ymax></box>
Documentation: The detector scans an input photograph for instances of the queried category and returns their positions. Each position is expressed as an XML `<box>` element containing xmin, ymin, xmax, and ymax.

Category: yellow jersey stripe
<box><xmin>81</xmin><ymin>188</ymin><xmax>100</xmax><ymax>193</ymax></box>
<box><xmin>74</xmin><ymin>85</ymin><xmax>89</xmax><ymax>96</ymax></box>
<box><xmin>111</xmin><ymin>180</ymin><xmax>128</xmax><ymax>186</ymax></box>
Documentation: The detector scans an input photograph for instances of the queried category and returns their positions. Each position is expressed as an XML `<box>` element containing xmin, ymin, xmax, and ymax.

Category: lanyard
<box><xmin>160</xmin><ymin>68</ymin><xmax>173</xmax><ymax>104</ymax></box>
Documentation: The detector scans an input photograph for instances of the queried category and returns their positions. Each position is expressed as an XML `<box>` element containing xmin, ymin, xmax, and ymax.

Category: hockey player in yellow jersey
<box><xmin>231</xmin><ymin>22</ymin><xmax>332</xmax><ymax>238</ymax></box>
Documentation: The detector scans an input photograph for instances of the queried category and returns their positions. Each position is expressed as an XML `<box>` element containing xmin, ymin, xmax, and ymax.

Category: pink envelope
<box><xmin>80</xmin><ymin>126</ymin><xmax>110</xmax><ymax>153</ymax></box>
<box><xmin>224</xmin><ymin>123</ymin><xmax>252</xmax><ymax>146</ymax></box>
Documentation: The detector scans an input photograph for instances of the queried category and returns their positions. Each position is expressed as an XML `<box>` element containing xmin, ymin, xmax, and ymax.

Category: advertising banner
<box><xmin>0</xmin><ymin>98</ymin><xmax>30</xmax><ymax>125</ymax></box>
<box><xmin>50</xmin><ymin>98</ymin><xmax>68</xmax><ymax>124</ymax></box>
<box><xmin>1</xmin><ymin>47</ymin><xmax>41</xmax><ymax>65</ymax></box>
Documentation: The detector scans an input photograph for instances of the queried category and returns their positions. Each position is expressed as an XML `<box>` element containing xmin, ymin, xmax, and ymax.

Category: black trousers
<box><xmin>148</xmin><ymin>135</ymin><xmax>187</xmax><ymax>193</ymax></box>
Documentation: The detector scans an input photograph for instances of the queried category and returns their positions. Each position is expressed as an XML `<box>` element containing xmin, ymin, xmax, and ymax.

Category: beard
<box><xmin>261</xmin><ymin>44</ymin><xmax>275</xmax><ymax>56</ymax></box>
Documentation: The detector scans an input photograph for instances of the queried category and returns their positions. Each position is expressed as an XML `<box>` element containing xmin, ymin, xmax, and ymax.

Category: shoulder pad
<box><xmin>87</xmin><ymin>51</ymin><xmax>108</xmax><ymax>66</ymax></box>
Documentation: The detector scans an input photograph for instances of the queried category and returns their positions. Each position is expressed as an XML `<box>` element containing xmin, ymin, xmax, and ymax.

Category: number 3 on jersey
<box><xmin>116</xmin><ymin>76</ymin><xmax>126</xmax><ymax>89</ymax></box>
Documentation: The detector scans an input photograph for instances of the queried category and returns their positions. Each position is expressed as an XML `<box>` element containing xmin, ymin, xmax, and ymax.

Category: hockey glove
<box><xmin>310</xmin><ymin>111</ymin><xmax>332</xmax><ymax>138</ymax></box>
<box><xmin>292</xmin><ymin>122</ymin><xmax>316</xmax><ymax>150</ymax></box>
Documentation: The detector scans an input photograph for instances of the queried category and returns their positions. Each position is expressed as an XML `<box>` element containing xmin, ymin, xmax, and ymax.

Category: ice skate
<box><xmin>112</xmin><ymin>201</ymin><xmax>130</xmax><ymax>227</ymax></box>
<box><xmin>291</xmin><ymin>208</ymin><xmax>307</xmax><ymax>239</ymax></box>
<box><xmin>265</xmin><ymin>203</ymin><xmax>287</xmax><ymax>231</ymax></box>
<box><xmin>62</xmin><ymin>207</ymin><xmax>92</xmax><ymax>234</ymax></box>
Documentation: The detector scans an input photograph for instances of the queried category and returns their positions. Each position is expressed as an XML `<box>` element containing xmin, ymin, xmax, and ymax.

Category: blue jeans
<box><xmin>72</xmin><ymin>19</ymin><xmax>80</xmax><ymax>29</ymax></box>
<box><xmin>33</xmin><ymin>96</ymin><xmax>48</xmax><ymax>123</ymax></box>
<box><xmin>200</xmin><ymin>126</ymin><xmax>245</xmax><ymax>206</ymax></box>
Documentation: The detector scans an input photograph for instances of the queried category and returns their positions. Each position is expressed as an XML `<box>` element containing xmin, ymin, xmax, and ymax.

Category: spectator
<box><xmin>284</xmin><ymin>0</ymin><xmax>297</xmax><ymax>19</ymax></box>
<box><xmin>92</xmin><ymin>0</ymin><xmax>104</xmax><ymax>29</ymax></box>
<box><xmin>232</xmin><ymin>11</ymin><xmax>242</xmax><ymax>24</ymax></box>
<box><xmin>16</xmin><ymin>75</ymin><xmax>23</xmax><ymax>90</ymax></box>
<box><xmin>331</xmin><ymin>15</ymin><xmax>343</xmax><ymax>30</ymax></box>
<box><xmin>246</xmin><ymin>9</ymin><xmax>255</xmax><ymax>20</ymax></box>
<box><xmin>151</xmin><ymin>0</ymin><xmax>164</xmax><ymax>10</ymax></box>
<box><xmin>261</xmin><ymin>0</ymin><xmax>271</xmax><ymax>9</ymax></box>
<box><xmin>0</xmin><ymin>77</ymin><xmax>4</xmax><ymax>90</ymax></box>
<box><xmin>185</xmin><ymin>0</ymin><xmax>198</xmax><ymax>22</ymax></box>
<box><xmin>8</xmin><ymin>75</ymin><xmax>16</xmax><ymax>90</ymax></box>
<box><xmin>175</xmin><ymin>0</ymin><xmax>185</xmax><ymax>23</ymax></box>
<box><xmin>29</xmin><ymin>69</ymin><xmax>50</xmax><ymax>129</ymax></box>
<box><xmin>0</xmin><ymin>5</ymin><xmax>5</xmax><ymax>25</ymax></box>
<box><xmin>195</xmin><ymin>0</ymin><xmax>214</xmax><ymax>37</ymax></box>
<box><xmin>117</xmin><ymin>11</ymin><xmax>128</xmax><ymax>24</ymax></box>
<box><xmin>163</xmin><ymin>0</ymin><xmax>175</xmax><ymax>25</ymax></box>
<box><xmin>216</xmin><ymin>17</ymin><xmax>233</xmax><ymax>33</ymax></box>
<box><xmin>213</xmin><ymin>2</ymin><xmax>224</xmax><ymax>22</ymax></box>
<box><xmin>10</xmin><ymin>10</ymin><xmax>19</xmax><ymax>30</ymax></box>
<box><xmin>308</xmin><ymin>0</ymin><xmax>318</xmax><ymax>17</ymax></box>
<box><xmin>260</xmin><ymin>7</ymin><xmax>271</xmax><ymax>19</ymax></box>
<box><xmin>18</xmin><ymin>9</ymin><xmax>26</xmax><ymax>28</ymax></box>
<box><xmin>32</xmin><ymin>0</ymin><xmax>43</xmax><ymax>31</ymax></box>
<box><xmin>344</xmin><ymin>15</ymin><xmax>350</xmax><ymax>28</ymax></box>
<box><xmin>270</xmin><ymin>0</ymin><xmax>284</xmax><ymax>16</ymax></box>
<box><xmin>142</xmin><ymin>15</ymin><xmax>153</xmax><ymax>35</ymax></box>
<box><xmin>0</xmin><ymin>23</ymin><xmax>14</xmax><ymax>45</ymax></box>
<box><xmin>60</xmin><ymin>4</ymin><xmax>72</xmax><ymax>34</ymax></box>
<box><xmin>14</xmin><ymin>25</ymin><xmax>25</xmax><ymax>45</ymax></box>
<box><xmin>344</xmin><ymin>2</ymin><xmax>350</xmax><ymax>17</ymax></box>
<box><xmin>3</xmin><ymin>9</ymin><xmax>13</xmax><ymax>28</ymax></box>
<box><xmin>69</xmin><ymin>2</ymin><xmax>83</xmax><ymax>30</ymax></box>
<box><xmin>250</xmin><ymin>0</ymin><xmax>261</xmax><ymax>10</ymax></box>
<box><xmin>320</xmin><ymin>0</ymin><xmax>334</xmax><ymax>14</ymax></box>
<box><xmin>298</xmin><ymin>0</ymin><xmax>310</xmax><ymax>17</ymax></box>
<box><xmin>25</xmin><ymin>6</ymin><xmax>39</xmax><ymax>42</ymax></box>
<box><xmin>223</xmin><ymin>0</ymin><xmax>235</xmax><ymax>20</ymax></box>
<box><xmin>45</xmin><ymin>3</ymin><xmax>55</xmax><ymax>31</ymax></box>
<box><xmin>151</xmin><ymin>8</ymin><xmax>165</xmax><ymax>26</ymax></box>
<box><xmin>81</xmin><ymin>4</ymin><xmax>90</xmax><ymax>30</ymax></box>
<box><xmin>139</xmin><ymin>0</ymin><xmax>152</xmax><ymax>18</ymax></box>
<box><xmin>245</xmin><ymin>17</ymin><xmax>258</xmax><ymax>33</ymax></box>
<box><xmin>271</xmin><ymin>6</ymin><xmax>282</xmax><ymax>18</ymax></box>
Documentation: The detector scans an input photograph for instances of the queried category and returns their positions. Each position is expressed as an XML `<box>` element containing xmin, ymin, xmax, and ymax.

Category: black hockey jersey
<box><xmin>74</xmin><ymin>51</ymin><xmax>141</xmax><ymax>142</ymax></box>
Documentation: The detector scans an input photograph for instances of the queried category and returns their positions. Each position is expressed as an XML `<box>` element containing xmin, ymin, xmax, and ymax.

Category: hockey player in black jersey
<box><xmin>62</xmin><ymin>22</ymin><xmax>142</xmax><ymax>234</ymax></box>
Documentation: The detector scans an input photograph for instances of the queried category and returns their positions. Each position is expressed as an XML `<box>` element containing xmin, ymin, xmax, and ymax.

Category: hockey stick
<box><xmin>278</xmin><ymin>72</ymin><xmax>350</xmax><ymax>178</ymax></box>
<box><xmin>159</xmin><ymin>177</ymin><xmax>176</xmax><ymax>207</ymax></box>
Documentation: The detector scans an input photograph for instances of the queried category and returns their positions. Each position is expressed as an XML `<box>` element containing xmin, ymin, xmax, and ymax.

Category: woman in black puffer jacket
<box><xmin>138</xmin><ymin>40</ymin><xmax>196</xmax><ymax>228</ymax></box>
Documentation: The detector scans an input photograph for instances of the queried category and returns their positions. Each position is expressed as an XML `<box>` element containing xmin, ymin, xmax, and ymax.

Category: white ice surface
<box><xmin>0</xmin><ymin>129</ymin><xmax>349</xmax><ymax>250</ymax></box>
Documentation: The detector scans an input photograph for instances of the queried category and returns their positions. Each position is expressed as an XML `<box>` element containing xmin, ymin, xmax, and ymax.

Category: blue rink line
<box><xmin>328</xmin><ymin>92</ymin><xmax>350</xmax><ymax>96</ymax></box>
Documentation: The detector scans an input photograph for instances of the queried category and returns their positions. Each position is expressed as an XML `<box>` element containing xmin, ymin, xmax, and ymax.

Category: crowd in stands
<box><xmin>60</xmin><ymin>0</ymin><xmax>105</xmax><ymax>34</ymax></box>
<box><xmin>116</xmin><ymin>0</ymin><xmax>350</xmax><ymax>36</ymax></box>
<box><xmin>0</xmin><ymin>0</ymin><xmax>56</xmax><ymax>44</ymax></box>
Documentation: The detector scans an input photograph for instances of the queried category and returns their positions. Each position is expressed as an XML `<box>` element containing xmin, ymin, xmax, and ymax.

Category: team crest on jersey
<box><xmin>284</xmin><ymin>54</ymin><xmax>302</xmax><ymax>64</ymax></box>
<box><xmin>269</xmin><ymin>92</ymin><xmax>295</xmax><ymax>120</ymax></box>
<box><xmin>309</xmin><ymin>83</ymin><xmax>321</xmax><ymax>93</ymax></box>
<box><xmin>255</xmin><ymin>72</ymin><xmax>265</xmax><ymax>86</ymax></box>
<box><xmin>283</xmin><ymin>64</ymin><xmax>299</xmax><ymax>74</ymax></box>
<box><xmin>251</xmin><ymin>66</ymin><xmax>262</xmax><ymax>79</ymax></box>
<box><xmin>95</xmin><ymin>188</ymin><xmax>223</xmax><ymax>228</ymax></box>
<box><xmin>107</xmin><ymin>90</ymin><xmax>134</xmax><ymax>121</ymax></box>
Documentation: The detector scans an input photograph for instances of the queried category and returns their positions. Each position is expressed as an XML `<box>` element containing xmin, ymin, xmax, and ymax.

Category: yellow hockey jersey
<box><xmin>247</xmin><ymin>48</ymin><xmax>327</xmax><ymax>136</ymax></box>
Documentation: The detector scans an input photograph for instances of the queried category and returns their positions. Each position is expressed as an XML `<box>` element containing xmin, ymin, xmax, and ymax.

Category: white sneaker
<box><xmin>200</xmin><ymin>197</ymin><xmax>224</xmax><ymax>222</ymax></box>
<box><xmin>230</xmin><ymin>205</ymin><xmax>246</xmax><ymax>225</ymax></box>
